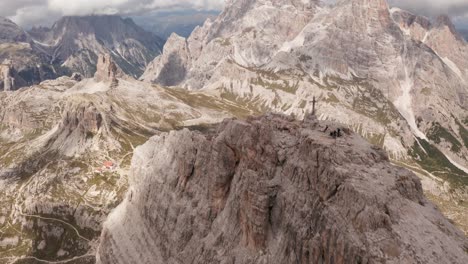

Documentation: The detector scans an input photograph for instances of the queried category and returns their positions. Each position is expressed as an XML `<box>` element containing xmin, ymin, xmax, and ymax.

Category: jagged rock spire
<box><xmin>0</xmin><ymin>60</ymin><xmax>15</xmax><ymax>91</ymax></box>
<box><xmin>94</xmin><ymin>54</ymin><xmax>125</xmax><ymax>88</ymax></box>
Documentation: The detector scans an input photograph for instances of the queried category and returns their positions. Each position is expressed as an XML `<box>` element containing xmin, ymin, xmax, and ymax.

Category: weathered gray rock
<box><xmin>140</xmin><ymin>33</ymin><xmax>191</xmax><ymax>87</ymax></box>
<box><xmin>0</xmin><ymin>62</ymin><xmax>15</xmax><ymax>91</ymax></box>
<box><xmin>0</xmin><ymin>63</ymin><xmax>253</xmax><ymax>262</ymax></box>
<box><xmin>94</xmin><ymin>54</ymin><xmax>127</xmax><ymax>87</ymax></box>
<box><xmin>97</xmin><ymin>114</ymin><xmax>468</xmax><ymax>264</ymax></box>
<box><xmin>30</xmin><ymin>15</ymin><xmax>164</xmax><ymax>78</ymax></box>
<box><xmin>0</xmin><ymin>17</ymin><xmax>59</xmax><ymax>89</ymax></box>
<box><xmin>141</xmin><ymin>0</ymin><xmax>468</xmax><ymax>230</ymax></box>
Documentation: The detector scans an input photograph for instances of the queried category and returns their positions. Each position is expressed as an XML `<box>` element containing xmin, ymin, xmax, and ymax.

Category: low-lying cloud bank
<box><xmin>0</xmin><ymin>0</ymin><xmax>223</xmax><ymax>27</ymax></box>
<box><xmin>1</xmin><ymin>0</ymin><xmax>468</xmax><ymax>29</ymax></box>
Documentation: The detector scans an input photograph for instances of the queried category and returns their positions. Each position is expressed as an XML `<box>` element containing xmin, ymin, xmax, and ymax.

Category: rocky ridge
<box><xmin>0</xmin><ymin>15</ymin><xmax>164</xmax><ymax>91</ymax></box>
<box><xmin>142</xmin><ymin>0</ymin><xmax>468</xmax><ymax>231</ymax></box>
<box><xmin>30</xmin><ymin>15</ymin><xmax>164</xmax><ymax>78</ymax></box>
<box><xmin>0</xmin><ymin>17</ymin><xmax>58</xmax><ymax>90</ymax></box>
<box><xmin>97</xmin><ymin>114</ymin><xmax>468</xmax><ymax>264</ymax></box>
<box><xmin>0</xmin><ymin>55</ymin><xmax>251</xmax><ymax>263</ymax></box>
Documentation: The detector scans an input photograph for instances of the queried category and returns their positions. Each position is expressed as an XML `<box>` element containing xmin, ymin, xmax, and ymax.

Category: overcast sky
<box><xmin>390</xmin><ymin>0</ymin><xmax>468</xmax><ymax>28</ymax></box>
<box><xmin>1</xmin><ymin>0</ymin><xmax>468</xmax><ymax>29</ymax></box>
<box><xmin>0</xmin><ymin>0</ymin><xmax>224</xmax><ymax>27</ymax></box>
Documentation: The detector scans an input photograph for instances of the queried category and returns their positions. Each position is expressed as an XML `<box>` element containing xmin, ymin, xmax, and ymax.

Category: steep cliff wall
<box><xmin>97</xmin><ymin>114</ymin><xmax>468</xmax><ymax>264</ymax></box>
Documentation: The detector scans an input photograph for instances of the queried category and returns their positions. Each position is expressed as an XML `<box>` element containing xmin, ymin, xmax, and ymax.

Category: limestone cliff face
<box><xmin>97</xmin><ymin>114</ymin><xmax>468</xmax><ymax>264</ymax></box>
<box><xmin>29</xmin><ymin>15</ymin><xmax>164</xmax><ymax>78</ymax></box>
<box><xmin>0</xmin><ymin>63</ymin><xmax>14</xmax><ymax>91</ymax></box>
<box><xmin>0</xmin><ymin>17</ymin><xmax>60</xmax><ymax>89</ymax></box>
<box><xmin>391</xmin><ymin>9</ymin><xmax>468</xmax><ymax>81</ymax></box>
<box><xmin>140</xmin><ymin>34</ymin><xmax>190</xmax><ymax>86</ymax></box>
<box><xmin>94</xmin><ymin>54</ymin><xmax>127</xmax><ymax>87</ymax></box>
<box><xmin>141</xmin><ymin>0</ymin><xmax>468</xmax><ymax>226</ymax></box>
<box><xmin>0</xmin><ymin>60</ymin><xmax>29</xmax><ymax>91</ymax></box>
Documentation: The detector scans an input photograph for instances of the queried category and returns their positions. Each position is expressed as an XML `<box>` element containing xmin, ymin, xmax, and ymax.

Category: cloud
<box><xmin>2</xmin><ymin>0</ymin><xmax>468</xmax><ymax>29</ymax></box>
<box><xmin>0</xmin><ymin>0</ymin><xmax>224</xmax><ymax>27</ymax></box>
<box><xmin>389</xmin><ymin>0</ymin><xmax>468</xmax><ymax>17</ymax></box>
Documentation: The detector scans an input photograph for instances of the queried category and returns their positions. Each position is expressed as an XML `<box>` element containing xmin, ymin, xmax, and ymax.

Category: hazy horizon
<box><xmin>1</xmin><ymin>0</ymin><xmax>468</xmax><ymax>31</ymax></box>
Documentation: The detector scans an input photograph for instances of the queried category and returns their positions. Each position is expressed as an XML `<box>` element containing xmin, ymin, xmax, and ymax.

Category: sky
<box><xmin>1</xmin><ymin>0</ymin><xmax>467</xmax><ymax>30</ymax></box>
<box><xmin>0</xmin><ymin>0</ymin><xmax>224</xmax><ymax>27</ymax></box>
<box><xmin>389</xmin><ymin>0</ymin><xmax>468</xmax><ymax>29</ymax></box>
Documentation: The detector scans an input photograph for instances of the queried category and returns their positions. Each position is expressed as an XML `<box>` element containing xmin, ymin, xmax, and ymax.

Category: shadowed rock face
<box><xmin>97</xmin><ymin>114</ymin><xmax>468</xmax><ymax>264</ymax></box>
<box><xmin>94</xmin><ymin>54</ymin><xmax>127</xmax><ymax>88</ymax></box>
<box><xmin>30</xmin><ymin>15</ymin><xmax>164</xmax><ymax>78</ymax></box>
<box><xmin>0</xmin><ymin>17</ymin><xmax>58</xmax><ymax>89</ymax></box>
<box><xmin>0</xmin><ymin>18</ymin><xmax>29</xmax><ymax>43</ymax></box>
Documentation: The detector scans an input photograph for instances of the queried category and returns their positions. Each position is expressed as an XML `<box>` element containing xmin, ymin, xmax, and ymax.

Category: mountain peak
<box><xmin>435</xmin><ymin>14</ymin><xmax>457</xmax><ymax>31</ymax></box>
<box><xmin>94</xmin><ymin>54</ymin><xmax>126</xmax><ymax>85</ymax></box>
<box><xmin>97</xmin><ymin>114</ymin><xmax>468</xmax><ymax>263</ymax></box>
<box><xmin>28</xmin><ymin>14</ymin><xmax>163</xmax><ymax>79</ymax></box>
<box><xmin>336</xmin><ymin>0</ymin><xmax>392</xmax><ymax>29</ymax></box>
<box><xmin>0</xmin><ymin>16</ymin><xmax>30</xmax><ymax>43</ymax></box>
<box><xmin>436</xmin><ymin>14</ymin><xmax>455</xmax><ymax>28</ymax></box>
<box><xmin>434</xmin><ymin>14</ymin><xmax>464</xmax><ymax>41</ymax></box>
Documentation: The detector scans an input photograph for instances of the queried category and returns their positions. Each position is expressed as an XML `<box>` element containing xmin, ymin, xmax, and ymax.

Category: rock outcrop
<box><xmin>97</xmin><ymin>114</ymin><xmax>468</xmax><ymax>264</ymax></box>
<box><xmin>0</xmin><ymin>17</ymin><xmax>60</xmax><ymax>89</ymax></box>
<box><xmin>140</xmin><ymin>33</ymin><xmax>191</xmax><ymax>87</ymax></box>
<box><xmin>30</xmin><ymin>15</ymin><xmax>164</xmax><ymax>78</ymax></box>
<box><xmin>141</xmin><ymin>0</ymin><xmax>468</xmax><ymax>230</ymax></box>
<box><xmin>0</xmin><ymin>62</ymin><xmax>15</xmax><ymax>91</ymax></box>
<box><xmin>94</xmin><ymin>54</ymin><xmax>126</xmax><ymax>87</ymax></box>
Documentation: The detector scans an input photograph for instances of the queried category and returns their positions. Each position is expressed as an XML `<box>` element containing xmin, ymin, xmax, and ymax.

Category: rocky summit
<box><xmin>1</xmin><ymin>0</ymin><xmax>468</xmax><ymax>263</ymax></box>
<box><xmin>142</xmin><ymin>0</ymin><xmax>468</xmax><ymax>233</ymax></box>
<box><xmin>97</xmin><ymin>114</ymin><xmax>467</xmax><ymax>264</ymax></box>
<box><xmin>0</xmin><ymin>15</ymin><xmax>163</xmax><ymax>91</ymax></box>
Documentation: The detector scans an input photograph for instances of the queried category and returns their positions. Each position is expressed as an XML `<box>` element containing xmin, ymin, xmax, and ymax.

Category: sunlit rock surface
<box><xmin>97</xmin><ymin>114</ymin><xmax>468</xmax><ymax>264</ymax></box>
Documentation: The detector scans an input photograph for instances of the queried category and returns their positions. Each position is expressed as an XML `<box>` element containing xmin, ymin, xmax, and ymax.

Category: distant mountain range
<box><xmin>0</xmin><ymin>17</ymin><xmax>59</xmax><ymax>90</ymax></box>
<box><xmin>0</xmin><ymin>15</ymin><xmax>163</xmax><ymax>91</ymax></box>
<box><xmin>29</xmin><ymin>15</ymin><xmax>163</xmax><ymax>78</ymax></box>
